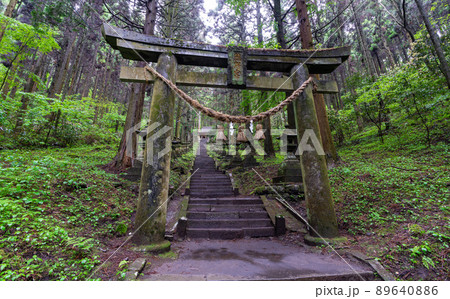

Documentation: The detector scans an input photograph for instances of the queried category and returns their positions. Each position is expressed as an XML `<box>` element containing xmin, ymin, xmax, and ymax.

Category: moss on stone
<box><xmin>115</xmin><ymin>222</ymin><xmax>128</xmax><ymax>236</ymax></box>
<box><xmin>132</xmin><ymin>240</ymin><xmax>171</xmax><ymax>254</ymax></box>
<box><xmin>304</xmin><ymin>234</ymin><xmax>348</xmax><ymax>247</ymax></box>
<box><xmin>133</xmin><ymin>54</ymin><xmax>177</xmax><ymax>245</ymax></box>
<box><xmin>158</xmin><ymin>250</ymin><xmax>178</xmax><ymax>259</ymax></box>
<box><xmin>178</xmin><ymin>198</ymin><xmax>189</xmax><ymax>219</ymax></box>
<box><xmin>251</xmin><ymin>186</ymin><xmax>266</xmax><ymax>195</ymax></box>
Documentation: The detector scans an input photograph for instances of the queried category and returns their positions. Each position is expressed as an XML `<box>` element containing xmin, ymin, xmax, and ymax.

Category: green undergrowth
<box><xmin>331</xmin><ymin>141</ymin><xmax>449</xmax><ymax>280</ymax></box>
<box><xmin>231</xmin><ymin>153</ymin><xmax>286</xmax><ymax>195</ymax></box>
<box><xmin>211</xmin><ymin>144</ymin><xmax>286</xmax><ymax>195</ymax></box>
<box><xmin>0</xmin><ymin>145</ymin><xmax>136</xmax><ymax>280</ymax></box>
<box><xmin>169</xmin><ymin>147</ymin><xmax>196</xmax><ymax>193</ymax></box>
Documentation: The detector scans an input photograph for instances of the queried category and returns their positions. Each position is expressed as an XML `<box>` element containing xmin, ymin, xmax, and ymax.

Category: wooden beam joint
<box><xmin>120</xmin><ymin>66</ymin><xmax>339</xmax><ymax>94</ymax></box>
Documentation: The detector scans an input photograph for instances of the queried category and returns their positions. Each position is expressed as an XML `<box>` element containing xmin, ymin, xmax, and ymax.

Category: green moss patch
<box><xmin>132</xmin><ymin>240</ymin><xmax>171</xmax><ymax>254</ymax></box>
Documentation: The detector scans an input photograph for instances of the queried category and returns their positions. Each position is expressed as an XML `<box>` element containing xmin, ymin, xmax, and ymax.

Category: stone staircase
<box><xmin>186</xmin><ymin>139</ymin><xmax>274</xmax><ymax>239</ymax></box>
<box><xmin>120</xmin><ymin>160</ymin><xmax>143</xmax><ymax>182</ymax></box>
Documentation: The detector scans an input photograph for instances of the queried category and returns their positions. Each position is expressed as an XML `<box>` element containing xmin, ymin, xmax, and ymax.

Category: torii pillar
<box><xmin>133</xmin><ymin>53</ymin><xmax>178</xmax><ymax>244</ymax></box>
<box><xmin>291</xmin><ymin>64</ymin><xmax>339</xmax><ymax>239</ymax></box>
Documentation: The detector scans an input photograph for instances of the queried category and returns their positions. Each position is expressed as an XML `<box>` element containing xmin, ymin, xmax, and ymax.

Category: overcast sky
<box><xmin>203</xmin><ymin>0</ymin><xmax>218</xmax><ymax>11</ymax></box>
<box><xmin>202</xmin><ymin>0</ymin><xmax>220</xmax><ymax>44</ymax></box>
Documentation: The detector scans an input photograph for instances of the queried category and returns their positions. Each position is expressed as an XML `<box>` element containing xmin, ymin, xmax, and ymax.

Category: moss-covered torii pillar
<box><xmin>291</xmin><ymin>64</ymin><xmax>339</xmax><ymax>239</ymax></box>
<box><xmin>133</xmin><ymin>53</ymin><xmax>178</xmax><ymax>245</ymax></box>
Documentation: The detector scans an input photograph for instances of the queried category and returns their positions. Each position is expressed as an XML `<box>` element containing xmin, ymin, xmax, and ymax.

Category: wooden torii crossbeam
<box><xmin>102</xmin><ymin>23</ymin><xmax>349</xmax><ymax>93</ymax></box>
<box><xmin>101</xmin><ymin>23</ymin><xmax>350</xmax><ymax>244</ymax></box>
<box><xmin>120</xmin><ymin>67</ymin><xmax>339</xmax><ymax>94</ymax></box>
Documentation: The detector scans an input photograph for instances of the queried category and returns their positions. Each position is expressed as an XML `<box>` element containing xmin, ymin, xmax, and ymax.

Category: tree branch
<box><xmin>312</xmin><ymin>0</ymin><xmax>355</xmax><ymax>35</ymax></box>
<box><xmin>281</xmin><ymin>2</ymin><xmax>296</xmax><ymax>21</ymax></box>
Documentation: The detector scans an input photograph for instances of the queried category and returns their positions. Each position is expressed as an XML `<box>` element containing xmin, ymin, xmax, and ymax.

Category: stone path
<box><xmin>186</xmin><ymin>139</ymin><xmax>274</xmax><ymax>239</ymax></box>
<box><xmin>141</xmin><ymin>239</ymin><xmax>374</xmax><ymax>281</ymax></box>
<box><xmin>138</xmin><ymin>139</ymin><xmax>377</xmax><ymax>281</ymax></box>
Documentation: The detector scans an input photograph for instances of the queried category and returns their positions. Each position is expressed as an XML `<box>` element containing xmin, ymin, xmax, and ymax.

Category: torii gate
<box><xmin>102</xmin><ymin>24</ymin><xmax>350</xmax><ymax>245</ymax></box>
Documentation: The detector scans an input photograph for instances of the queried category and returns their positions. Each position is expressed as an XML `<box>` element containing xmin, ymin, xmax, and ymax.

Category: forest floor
<box><xmin>228</xmin><ymin>139</ymin><xmax>449</xmax><ymax>281</ymax></box>
<box><xmin>0</xmin><ymin>145</ymin><xmax>139</xmax><ymax>280</ymax></box>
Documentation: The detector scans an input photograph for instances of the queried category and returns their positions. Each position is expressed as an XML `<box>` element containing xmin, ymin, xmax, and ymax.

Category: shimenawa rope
<box><xmin>144</xmin><ymin>65</ymin><xmax>315</xmax><ymax>124</ymax></box>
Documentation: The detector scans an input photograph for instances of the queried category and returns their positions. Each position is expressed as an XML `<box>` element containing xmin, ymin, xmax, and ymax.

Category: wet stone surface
<box><xmin>141</xmin><ymin>238</ymin><xmax>374</xmax><ymax>281</ymax></box>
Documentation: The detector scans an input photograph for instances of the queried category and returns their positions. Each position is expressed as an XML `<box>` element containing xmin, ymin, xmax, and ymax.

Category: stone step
<box><xmin>190</xmin><ymin>196</ymin><xmax>261</xmax><ymax>200</ymax></box>
<box><xmin>187</xmin><ymin>219</ymin><xmax>272</xmax><ymax>229</ymax></box>
<box><xmin>188</xmin><ymin>204</ymin><xmax>266</xmax><ymax>212</ymax></box>
<box><xmin>192</xmin><ymin>171</ymin><xmax>228</xmax><ymax>174</ymax></box>
<box><xmin>189</xmin><ymin>192</ymin><xmax>235</xmax><ymax>198</ymax></box>
<box><xmin>190</xmin><ymin>182</ymin><xmax>232</xmax><ymax>187</ymax></box>
<box><xmin>189</xmin><ymin>191</ymin><xmax>234</xmax><ymax>197</ymax></box>
<box><xmin>190</xmin><ymin>176</ymin><xmax>229</xmax><ymax>180</ymax></box>
<box><xmin>195</xmin><ymin>172</ymin><xmax>226</xmax><ymax>174</ymax></box>
<box><xmin>190</xmin><ymin>178</ymin><xmax>230</xmax><ymax>183</ymax></box>
<box><xmin>123</xmin><ymin>168</ymin><xmax>142</xmax><ymax>176</ymax></box>
<box><xmin>191</xmin><ymin>172</ymin><xmax>230</xmax><ymax>180</ymax></box>
<box><xmin>190</xmin><ymin>184</ymin><xmax>232</xmax><ymax>188</ymax></box>
<box><xmin>187</xmin><ymin>211</ymin><xmax>270</xmax><ymax>220</ymax></box>
<box><xmin>189</xmin><ymin>198</ymin><xmax>262</xmax><ymax>205</ymax></box>
<box><xmin>190</xmin><ymin>180</ymin><xmax>232</xmax><ymax>185</ymax></box>
<box><xmin>191</xmin><ymin>189</ymin><xmax>233</xmax><ymax>196</ymax></box>
<box><xmin>186</xmin><ymin>227</ymin><xmax>275</xmax><ymax>239</ymax></box>
<box><xmin>190</xmin><ymin>180</ymin><xmax>230</xmax><ymax>185</ymax></box>
<box><xmin>121</xmin><ymin>174</ymin><xmax>141</xmax><ymax>182</ymax></box>
<box><xmin>191</xmin><ymin>191</ymin><xmax>234</xmax><ymax>198</ymax></box>
<box><xmin>133</xmin><ymin>160</ymin><xmax>143</xmax><ymax>167</ymax></box>
<box><xmin>189</xmin><ymin>187</ymin><xmax>233</xmax><ymax>191</ymax></box>
<box><xmin>189</xmin><ymin>189</ymin><xmax>233</xmax><ymax>194</ymax></box>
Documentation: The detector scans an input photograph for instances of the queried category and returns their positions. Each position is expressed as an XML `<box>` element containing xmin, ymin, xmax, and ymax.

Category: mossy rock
<box><xmin>220</xmin><ymin>162</ymin><xmax>231</xmax><ymax>169</ymax></box>
<box><xmin>408</xmin><ymin>224</ymin><xmax>425</xmax><ymax>236</ymax></box>
<box><xmin>0</xmin><ymin>249</ymin><xmax>6</xmax><ymax>259</ymax></box>
<box><xmin>178</xmin><ymin>198</ymin><xmax>189</xmax><ymax>219</ymax></box>
<box><xmin>158</xmin><ymin>250</ymin><xmax>178</xmax><ymax>259</ymax></box>
<box><xmin>251</xmin><ymin>186</ymin><xmax>267</xmax><ymax>195</ymax></box>
<box><xmin>115</xmin><ymin>222</ymin><xmax>128</xmax><ymax>236</ymax></box>
<box><xmin>132</xmin><ymin>240</ymin><xmax>171</xmax><ymax>254</ymax></box>
<box><xmin>304</xmin><ymin>234</ymin><xmax>348</xmax><ymax>247</ymax></box>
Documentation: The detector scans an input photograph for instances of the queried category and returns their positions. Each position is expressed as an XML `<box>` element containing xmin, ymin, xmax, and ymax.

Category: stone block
<box><xmin>132</xmin><ymin>240</ymin><xmax>171</xmax><ymax>254</ymax></box>
<box><xmin>124</xmin><ymin>258</ymin><xmax>147</xmax><ymax>281</ymax></box>
<box><xmin>177</xmin><ymin>217</ymin><xmax>188</xmax><ymax>240</ymax></box>
<box><xmin>304</xmin><ymin>234</ymin><xmax>348</xmax><ymax>247</ymax></box>
<box><xmin>275</xmin><ymin>215</ymin><xmax>286</xmax><ymax>236</ymax></box>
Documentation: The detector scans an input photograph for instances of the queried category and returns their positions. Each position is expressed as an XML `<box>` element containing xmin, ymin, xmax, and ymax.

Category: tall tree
<box><xmin>0</xmin><ymin>0</ymin><xmax>19</xmax><ymax>43</ymax></box>
<box><xmin>413</xmin><ymin>0</ymin><xmax>450</xmax><ymax>88</ymax></box>
<box><xmin>351</xmin><ymin>0</ymin><xmax>378</xmax><ymax>78</ymax></box>
<box><xmin>295</xmin><ymin>0</ymin><xmax>338</xmax><ymax>161</ymax></box>
<box><xmin>273</xmin><ymin>0</ymin><xmax>287</xmax><ymax>48</ymax></box>
<box><xmin>386</xmin><ymin>0</ymin><xmax>417</xmax><ymax>44</ymax></box>
<box><xmin>3</xmin><ymin>0</ymin><xmax>18</xmax><ymax>17</ymax></box>
<box><xmin>256</xmin><ymin>0</ymin><xmax>275</xmax><ymax>157</ymax></box>
<box><xmin>109</xmin><ymin>0</ymin><xmax>158</xmax><ymax>169</ymax></box>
